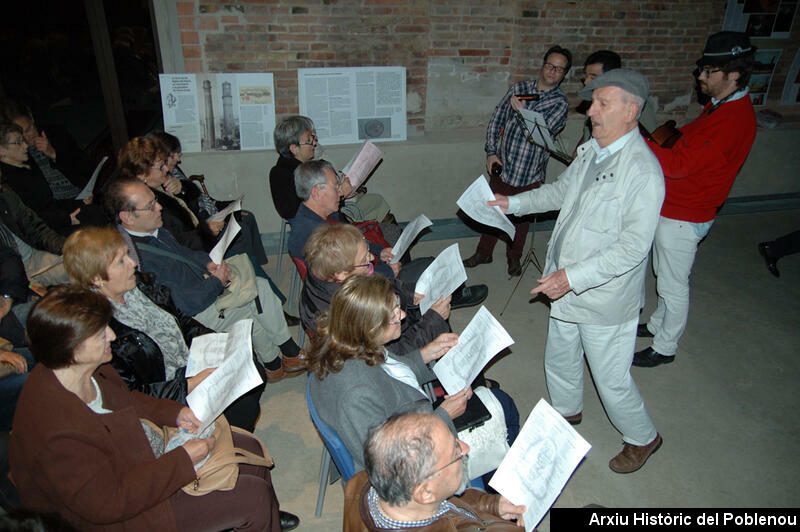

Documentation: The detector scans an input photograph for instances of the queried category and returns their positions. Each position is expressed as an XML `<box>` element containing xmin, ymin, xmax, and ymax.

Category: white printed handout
<box><xmin>341</xmin><ymin>141</ymin><xmax>383</xmax><ymax>188</ymax></box>
<box><xmin>389</xmin><ymin>214</ymin><xmax>432</xmax><ymax>264</ymax></box>
<box><xmin>75</xmin><ymin>156</ymin><xmax>108</xmax><ymax>201</ymax></box>
<box><xmin>414</xmin><ymin>244</ymin><xmax>467</xmax><ymax>315</ymax></box>
<box><xmin>208</xmin><ymin>214</ymin><xmax>241</xmax><ymax>264</ymax></box>
<box><xmin>207</xmin><ymin>197</ymin><xmax>243</xmax><ymax>223</ymax></box>
<box><xmin>457</xmin><ymin>176</ymin><xmax>516</xmax><ymax>240</ymax></box>
<box><xmin>489</xmin><ymin>398</ymin><xmax>591</xmax><ymax>532</ymax></box>
<box><xmin>518</xmin><ymin>108</ymin><xmax>556</xmax><ymax>151</ymax></box>
<box><xmin>432</xmin><ymin>306</ymin><xmax>513</xmax><ymax>396</ymax></box>
<box><xmin>186</xmin><ymin>319</ymin><xmax>263</xmax><ymax>432</ymax></box>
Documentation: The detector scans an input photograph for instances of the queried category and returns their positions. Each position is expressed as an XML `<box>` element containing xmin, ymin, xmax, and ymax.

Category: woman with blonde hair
<box><xmin>308</xmin><ymin>274</ymin><xmax>467</xmax><ymax>471</ymax></box>
<box><xmin>63</xmin><ymin>225</ymin><xmax>264</xmax><ymax>431</ymax></box>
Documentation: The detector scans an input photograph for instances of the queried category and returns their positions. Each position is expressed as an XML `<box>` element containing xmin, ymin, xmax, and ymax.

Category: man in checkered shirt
<box><xmin>464</xmin><ymin>45</ymin><xmax>571</xmax><ymax>276</ymax></box>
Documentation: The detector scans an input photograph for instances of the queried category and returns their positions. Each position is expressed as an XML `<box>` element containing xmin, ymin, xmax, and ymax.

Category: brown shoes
<box><xmin>265</xmin><ymin>350</ymin><xmax>308</xmax><ymax>382</ymax></box>
<box><xmin>563</xmin><ymin>412</ymin><xmax>582</xmax><ymax>425</ymax></box>
<box><xmin>463</xmin><ymin>252</ymin><xmax>492</xmax><ymax>268</ymax></box>
<box><xmin>609</xmin><ymin>433</ymin><xmax>662</xmax><ymax>473</ymax></box>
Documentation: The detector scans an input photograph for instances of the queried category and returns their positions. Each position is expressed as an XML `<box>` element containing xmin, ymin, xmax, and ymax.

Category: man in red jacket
<box><xmin>635</xmin><ymin>32</ymin><xmax>757</xmax><ymax>367</ymax></box>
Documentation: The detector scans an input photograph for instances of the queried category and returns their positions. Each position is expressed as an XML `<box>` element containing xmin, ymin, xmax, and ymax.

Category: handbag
<box><xmin>214</xmin><ymin>253</ymin><xmax>258</xmax><ymax>312</ymax></box>
<box><xmin>353</xmin><ymin>220</ymin><xmax>391</xmax><ymax>249</ymax></box>
<box><xmin>141</xmin><ymin>414</ymin><xmax>273</xmax><ymax>496</ymax></box>
<box><xmin>456</xmin><ymin>386</ymin><xmax>509</xmax><ymax>479</ymax></box>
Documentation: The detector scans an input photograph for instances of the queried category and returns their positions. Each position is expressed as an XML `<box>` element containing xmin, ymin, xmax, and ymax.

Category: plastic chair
<box><xmin>306</xmin><ymin>376</ymin><xmax>355</xmax><ymax>518</ymax></box>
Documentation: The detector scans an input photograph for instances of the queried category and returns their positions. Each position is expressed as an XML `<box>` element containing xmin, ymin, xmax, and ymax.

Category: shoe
<box><xmin>758</xmin><ymin>242</ymin><xmax>780</xmax><ymax>278</ymax></box>
<box><xmin>265</xmin><ymin>365</ymin><xmax>286</xmax><ymax>382</ymax></box>
<box><xmin>463</xmin><ymin>252</ymin><xmax>492</xmax><ymax>268</ymax></box>
<box><xmin>636</xmin><ymin>323</ymin><xmax>654</xmax><ymax>338</ymax></box>
<box><xmin>281</xmin><ymin>349</ymin><xmax>308</xmax><ymax>373</ymax></box>
<box><xmin>279</xmin><ymin>510</ymin><xmax>300</xmax><ymax>531</ymax></box>
<box><xmin>633</xmin><ymin>347</ymin><xmax>674</xmax><ymax>368</ymax></box>
<box><xmin>507</xmin><ymin>257</ymin><xmax>522</xmax><ymax>276</ymax></box>
<box><xmin>283</xmin><ymin>312</ymin><xmax>300</xmax><ymax>327</ymax></box>
<box><xmin>451</xmin><ymin>284</ymin><xmax>488</xmax><ymax>309</ymax></box>
<box><xmin>564</xmin><ymin>412</ymin><xmax>582</xmax><ymax>425</ymax></box>
<box><xmin>609</xmin><ymin>434</ymin><xmax>662</xmax><ymax>473</ymax></box>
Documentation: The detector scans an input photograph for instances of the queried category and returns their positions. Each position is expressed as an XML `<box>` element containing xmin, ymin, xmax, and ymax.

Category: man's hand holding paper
<box><xmin>457</xmin><ymin>176</ymin><xmax>516</xmax><ymax>240</ymax></box>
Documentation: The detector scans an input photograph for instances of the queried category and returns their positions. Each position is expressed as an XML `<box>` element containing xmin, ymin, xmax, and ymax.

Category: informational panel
<box><xmin>724</xmin><ymin>0</ymin><xmax>798</xmax><ymax>38</ymax></box>
<box><xmin>298</xmin><ymin>66</ymin><xmax>407</xmax><ymax>145</ymax></box>
<box><xmin>750</xmin><ymin>49</ymin><xmax>782</xmax><ymax>106</ymax></box>
<box><xmin>160</xmin><ymin>73</ymin><xmax>276</xmax><ymax>153</ymax></box>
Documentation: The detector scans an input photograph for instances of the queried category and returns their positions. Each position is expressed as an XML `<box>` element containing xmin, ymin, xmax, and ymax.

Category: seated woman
<box><xmin>308</xmin><ymin>274</ymin><xmax>469</xmax><ymax>471</ymax></box>
<box><xmin>301</xmin><ymin>224</ymin><xmax>450</xmax><ymax>355</ymax></box>
<box><xmin>63</xmin><ymin>226</ymin><xmax>264</xmax><ymax>432</ymax></box>
<box><xmin>0</xmin><ymin>122</ymin><xmax>106</xmax><ymax>235</ymax></box>
<box><xmin>270</xmin><ymin>115</ymin><xmax>394</xmax><ymax>224</ymax></box>
<box><xmin>147</xmin><ymin>131</ymin><xmax>270</xmax><ymax>266</ymax></box>
<box><xmin>10</xmin><ymin>286</ymin><xmax>298</xmax><ymax>531</ymax></box>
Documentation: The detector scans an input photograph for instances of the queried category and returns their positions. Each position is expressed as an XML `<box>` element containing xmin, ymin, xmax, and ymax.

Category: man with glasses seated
<box><xmin>463</xmin><ymin>45</ymin><xmax>571</xmax><ymax>277</ymax></box>
<box><xmin>634</xmin><ymin>32</ymin><xmax>757</xmax><ymax>368</ymax></box>
<box><xmin>344</xmin><ymin>412</ymin><xmax>526</xmax><ymax>531</ymax></box>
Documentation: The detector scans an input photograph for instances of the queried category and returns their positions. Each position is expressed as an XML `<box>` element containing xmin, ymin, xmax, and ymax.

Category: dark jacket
<box><xmin>344</xmin><ymin>471</ymin><xmax>521</xmax><ymax>532</ymax></box>
<box><xmin>0</xmin><ymin>185</ymin><xmax>65</xmax><ymax>254</ymax></box>
<box><xmin>109</xmin><ymin>272</ymin><xmax>213</xmax><ymax>402</ymax></box>
<box><xmin>129</xmin><ymin>228</ymin><xmax>222</xmax><ymax>317</ymax></box>
<box><xmin>301</xmin><ymin>272</ymin><xmax>449</xmax><ymax>355</ymax></box>
<box><xmin>151</xmin><ymin>187</ymin><xmax>206</xmax><ymax>251</ymax></box>
<box><xmin>10</xmin><ymin>364</ymin><xmax>193</xmax><ymax>531</ymax></box>
<box><xmin>268</xmin><ymin>155</ymin><xmax>302</xmax><ymax>220</ymax></box>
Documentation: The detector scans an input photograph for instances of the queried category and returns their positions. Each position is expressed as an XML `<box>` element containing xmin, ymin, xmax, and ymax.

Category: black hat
<box><xmin>696</xmin><ymin>31</ymin><xmax>756</xmax><ymax>67</ymax></box>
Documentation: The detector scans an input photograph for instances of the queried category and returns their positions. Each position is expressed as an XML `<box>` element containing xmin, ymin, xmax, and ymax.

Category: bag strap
<box><xmin>138</xmin><ymin>242</ymin><xmax>209</xmax><ymax>277</ymax></box>
<box><xmin>231</xmin><ymin>426</ymin><xmax>274</xmax><ymax>467</ymax></box>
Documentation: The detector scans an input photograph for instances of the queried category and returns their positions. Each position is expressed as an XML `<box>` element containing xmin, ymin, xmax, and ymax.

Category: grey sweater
<box><xmin>309</xmin><ymin>350</ymin><xmax>455</xmax><ymax>472</ymax></box>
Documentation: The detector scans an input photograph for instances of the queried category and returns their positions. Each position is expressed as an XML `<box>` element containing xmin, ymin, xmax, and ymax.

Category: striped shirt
<box><xmin>485</xmin><ymin>79</ymin><xmax>568</xmax><ymax>187</ymax></box>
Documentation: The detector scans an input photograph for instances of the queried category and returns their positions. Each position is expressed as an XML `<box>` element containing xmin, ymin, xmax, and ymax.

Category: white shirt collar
<box><xmin>123</xmin><ymin>227</ymin><xmax>159</xmax><ymax>238</ymax></box>
<box><xmin>711</xmin><ymin>87</ymin><xmax>749</xmax><ymax>106</ymax></box>
<box><xmin>589</xmin><ymin>127</ymin><xmax>637</xmax><ymax>163</ymax></box>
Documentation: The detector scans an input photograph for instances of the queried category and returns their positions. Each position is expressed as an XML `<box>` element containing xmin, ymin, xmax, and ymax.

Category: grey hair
<box><xmin>364</xmin><ymin>412</ymin><xmax>439</xmax><ymax>506</ymax></box>
<box><xmin>274</xmin><ymin>115</ymin><xmax>315</xmax><ymax>158</ymax></box>
<box><xmin>619</xmin><ymin>90</ymin><xmax>644</xmax><ymax>120</ymax></box>
<box><xmin>294</xmin><ymin>159</ymin><xmax>337</xmax><ymax>201</ymax></box>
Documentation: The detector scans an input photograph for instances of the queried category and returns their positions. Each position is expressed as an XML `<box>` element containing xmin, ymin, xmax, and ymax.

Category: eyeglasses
<box><xmin>421</xmin><ymin>441</ymin><xmax>468</xmax><ymax>481</ymax></box>
<box><xmin>388</xmin><ymin>295</ymin><xmax>403</xmax><ymax>325</ymax></box>
<box><xmin>151</xmin><ymin>161</ymin><xmax>166</xmax><ymax>170</ymax></box>
<box><xmin>543</xmin><ymin>62</ymin><xmax>567</xmax><ymax>74</ymax></box>
<box><xmin>698</xmin><ymin>68</ymin><xmax>722</xmax><ymax>77</ymax></box>
<box><xmin>132</xmin><ymin>199</ymin><xmax>158</xmax><ymax>212</ymax></box>
<box><xmin>298</xmin><ymin>133</ymin><xmax>318</xmax><ymax>146</ymax></box>
<box><xmin>5</xmin><ymin>139</ymin><xmax>25</xmax><ymax>146</ymax></box>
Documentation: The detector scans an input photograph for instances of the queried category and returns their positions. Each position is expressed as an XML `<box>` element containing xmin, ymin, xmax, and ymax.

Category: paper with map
<box><xmin>389</xmin><ymin>214</ymin><xmax>432</xmax><ymax>264</ymax></box>
<box><xmin>186</xmin><ymin>319</ymin><xmax>263</xmax><ymax>431</ymax></box>
<box><xmin>457</xmin><ymin>175</ymin><xmax>515</xmax><ymax>240</ymax></box>
<box><xmin>414</xmin><ymin>243</ymin><xmax>467</xmax><ymax>315</ymax></box>
<box><xmin>432</xmin><ymin>306</ymin><xmax>513</xmax><ymax>395</ymax></box>
<box><xmin>489</xmin><ymin>398</ymin><xmax>591</xmax><ymax>532</ymax></box>
<box><xmin>342</xmin><ymin>140</ymin><xmax>383</xmax><ymax>188</ymax></box>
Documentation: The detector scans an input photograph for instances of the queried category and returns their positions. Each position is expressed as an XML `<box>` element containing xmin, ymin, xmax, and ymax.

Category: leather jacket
<box><xmin>108</xmin><ymin>272</ymin><xmax>213</xmax><ymax>402</ymax></box>
<box><xmin>343</xmin><ymin>471</ymin><xmax>522</xmax><ymax>531</ymax></box>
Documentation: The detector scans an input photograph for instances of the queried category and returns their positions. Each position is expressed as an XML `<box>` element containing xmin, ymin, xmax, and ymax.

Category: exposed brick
<box><xmin>176</xmin><ymin>2</ymin><xmax>195</xmax><ymax>16</ymax></box>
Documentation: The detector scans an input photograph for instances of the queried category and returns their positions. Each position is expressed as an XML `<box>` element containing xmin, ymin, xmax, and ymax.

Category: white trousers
<box><xmin>545</xmin><ymin>316</ymin><xmax>657</xmax><ymax>446</ymax></box>
<box><xmin>194</xmin><ymin>277</ymin><xmax>291</xmax><ymax>363</ymax></box>
<box><xmin>647</xmin><ymin>216</ymin><xmax>705</xmax><ymax>356</ymax></box>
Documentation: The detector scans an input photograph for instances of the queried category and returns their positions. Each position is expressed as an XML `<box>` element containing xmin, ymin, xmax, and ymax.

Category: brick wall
<box><xmin>177</xmin><ymin>0</ymin><xmax>798</xmax><ymax>133</ymax></box>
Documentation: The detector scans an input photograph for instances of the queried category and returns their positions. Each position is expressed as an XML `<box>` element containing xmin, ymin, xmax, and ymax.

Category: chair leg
<box><xmin>298</xmin><ymin>327</ymin><xmax>305</xmax><ymax>348</ymax></box>
<box><xmin>315</xmin><ymin>447</ymin><xmax>332</xmax><ymax>518</ymax></box>
<box><xmin>277</xmin><ymin>219</ymin><xmax>287</xmax><ymax>276</ymax></box>
<box><xmin>288</xmin><ymin>265</ymin><xmax>298</xmax><ymax>308</ymax></box>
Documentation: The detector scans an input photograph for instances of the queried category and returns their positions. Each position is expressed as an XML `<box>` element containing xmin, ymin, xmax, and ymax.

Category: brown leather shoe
<box><xmin>463</xmin><ymin>252</ymin><xmax>492</xmax><ymax>268</ymax></box>
<box><xmin>281</xmin><ymin>349</ymin><xmax>308</xmax><ymax>373</ymax></box>
<box><xmin>265</xmin><ymin>365</ymin><xmax>286</xmax><ymax>382</ymax></box>
<box><xmin>564</xmin><ymin>412</ymin><xmax>582</xmax><ymax>425</ymax></box>
<box><xmin>609</xmin><ymin>434</ymin><xmax>662</xmax><ymax>473</ymax></box>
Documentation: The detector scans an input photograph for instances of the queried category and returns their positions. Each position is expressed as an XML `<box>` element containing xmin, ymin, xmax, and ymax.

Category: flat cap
<box><xmin>579</xmin><ymin>68</ymin><xmax>649</xmax><ymax>102</ymax></box>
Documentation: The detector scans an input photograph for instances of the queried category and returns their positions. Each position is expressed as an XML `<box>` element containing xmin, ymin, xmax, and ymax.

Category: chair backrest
<box><xmin>290</xmin><ymin>255</ymin><xmax>308</xmax><ymax>282</ymax></box>
<box><xmin>306</xmin><ymin>376</ymin><xmax>355</xmax><ymax>482</ymax></box>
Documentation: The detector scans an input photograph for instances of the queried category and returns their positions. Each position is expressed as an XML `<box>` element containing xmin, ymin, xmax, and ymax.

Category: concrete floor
<box><xmin>254</xmin><ymin>209</ymin><xmax>800</xmax><ymax>531</ymax></box>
